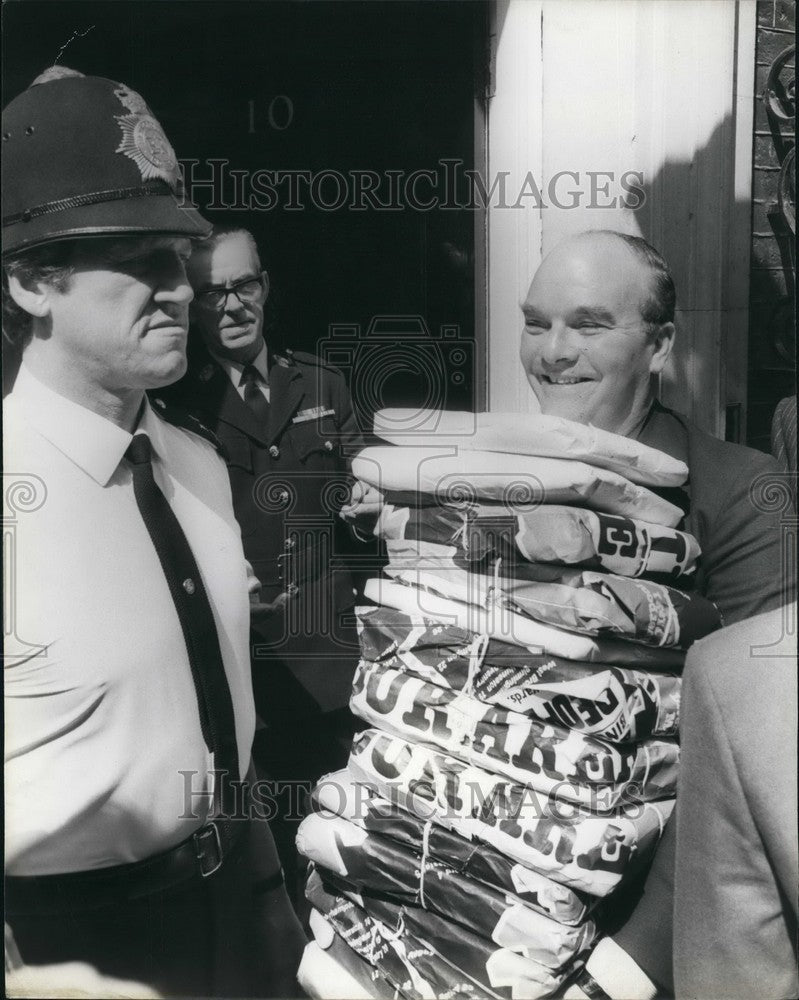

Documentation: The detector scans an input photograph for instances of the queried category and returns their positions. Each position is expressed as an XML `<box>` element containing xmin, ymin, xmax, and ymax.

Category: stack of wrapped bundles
<box><xmin>296</xmin><ymin>409</ymin><xmax>722</xmax><ymax>1000</ymax></box>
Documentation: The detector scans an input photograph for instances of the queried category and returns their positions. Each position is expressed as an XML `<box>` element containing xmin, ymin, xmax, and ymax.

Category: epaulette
<box><xmin>147</xmin><ymin>394</ymin><xmax>228</xmax><ymax>460</ymax></box>
<box><xmin>277</xmin><ymin>348</ymin><xmax>340</xmax><ymax>372</ymax></box>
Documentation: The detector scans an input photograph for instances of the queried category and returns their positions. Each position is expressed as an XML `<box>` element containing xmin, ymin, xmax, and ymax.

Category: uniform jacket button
<box><xmin>269</xmin><ymin>445</ymin><xmax>280</xmax><ymax>459</ymax></box>
<box><xmin>324</xmin><ymin>441</ymin><xmax>334</xmax><ymax>451</ymax></box>
<box><xmin>286</xmin><ymin>583</ymin><xmax>299</xmax><ymax>597</ymax></box>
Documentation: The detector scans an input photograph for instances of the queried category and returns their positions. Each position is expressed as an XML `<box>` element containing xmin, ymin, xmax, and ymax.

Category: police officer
<box><xmin>2</xmin><ymin>70</ymin><xmax>304</xmax><ymax>995</ymax></box>
<box><xmin>161</xmin><ymin>225</ymin><xmax>381</xmax><ymax>906</ymax></box>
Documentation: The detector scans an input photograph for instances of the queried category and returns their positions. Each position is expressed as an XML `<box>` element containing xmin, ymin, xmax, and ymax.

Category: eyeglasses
<box><xmin>197</xmin><ymin>272</ymin><xmax>266</xmax><ymax>310</ymax></box>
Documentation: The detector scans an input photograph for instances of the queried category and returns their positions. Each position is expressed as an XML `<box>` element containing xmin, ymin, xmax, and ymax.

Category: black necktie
<box><xmin>125</xmin><ymin>433</ymin><xmax>239</xmax><ymax>814</ymax></box>
<box><xmin>240</xmin><ymin>364</ymin><xmax>270</xmax><ymax>430</ymax></box>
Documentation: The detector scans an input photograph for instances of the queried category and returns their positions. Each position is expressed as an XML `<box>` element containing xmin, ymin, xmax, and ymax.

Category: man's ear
<box><xmin>6</xmin><ymin>273</ymin><xmax>53</xmax><ymax>319</ymax></box>
<box><xmin>260</xmin><ymin>269</ymin><xmax>270</xmax><ymax>303</ymax></box>
<box><xmin>649</xmin><ymin>321</ymin><xmax>675</xmax><ymax>375</ymax></box>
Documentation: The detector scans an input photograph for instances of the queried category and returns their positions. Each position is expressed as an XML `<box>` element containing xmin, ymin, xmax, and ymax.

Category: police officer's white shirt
<box><xmin>212</xmin><ymin>342</ymin><xmax>270</xmax><ymax>402</ymax></box>
<box><xmin>3</xmin><ymin>364</ymin><xmax>255</xmax><ymax>875</ymax></box>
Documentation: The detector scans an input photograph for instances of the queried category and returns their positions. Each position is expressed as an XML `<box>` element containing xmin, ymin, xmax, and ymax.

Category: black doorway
<box><xmin>2</xmin><ymin>1</ymin><xmax>487</xmax><ymax>424</ymax></box>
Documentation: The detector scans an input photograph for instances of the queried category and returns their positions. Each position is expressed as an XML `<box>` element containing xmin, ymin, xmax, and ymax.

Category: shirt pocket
<box><xmin>290</xmin><ymin>416</ymin><xmax>340</xmax><ymax>465</ymax></box>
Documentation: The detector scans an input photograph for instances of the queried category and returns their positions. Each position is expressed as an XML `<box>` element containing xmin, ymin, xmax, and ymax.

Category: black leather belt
<box><xmin>5</xmin><ymin>818</ymin><xmax>262</xmax><ymax>916</ymax></box>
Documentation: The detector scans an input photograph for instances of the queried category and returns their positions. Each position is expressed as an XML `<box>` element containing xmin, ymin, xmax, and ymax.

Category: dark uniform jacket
<box><xmin>158</xmin><ymin>347</ymin><xmax>367</xmax><ymax>724</ymax></box>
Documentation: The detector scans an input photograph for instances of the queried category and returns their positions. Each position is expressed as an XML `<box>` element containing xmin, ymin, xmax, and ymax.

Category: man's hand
<box><xmin>246</xmin><ymin>561</ymin><xmax>289</xmax><ymax>623</ymax></box>
<box><xmin>249</xmin><ymin>593</ymin><xmax>290</xmax><ymax>623</ymax></box>
<box><xmin>339</xmin><ymin>480</ymin><xmax>384</xmax><ymax>532</ymax></box>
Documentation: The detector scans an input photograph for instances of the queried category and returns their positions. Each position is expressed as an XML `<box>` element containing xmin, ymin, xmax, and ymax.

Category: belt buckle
<box><xmin>194</xmin><ymin>822</ymin><xmax>224</xmax><ymax>878</ymax></box>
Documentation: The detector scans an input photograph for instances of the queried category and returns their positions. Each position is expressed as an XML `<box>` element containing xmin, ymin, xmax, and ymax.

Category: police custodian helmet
<box><xmin>1</xmin><ymin>67</ymin><xmax>210</xmax><ymax>258</ymax></box>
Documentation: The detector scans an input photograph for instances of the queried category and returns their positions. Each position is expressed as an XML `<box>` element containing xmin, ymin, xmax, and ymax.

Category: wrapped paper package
<box><xmin>364</xmin><ymin>577</ymin><xmax>686</xmax><ymax>669</ymax></box>
<box><xmin>305</xmin><ymin>911</ymin><xmax>404</xmax><ymax>999</ymax></box>
<box><xmin>308</xmin><ymin>868</ymin><xmax>572</xmax><ymax>1000</ymax></box>
<box><xmin>297</xmin><ymin>812</ymin><xmax>597</xmax><ymax>964</ymax></box>
<box><xmin>347</xmin><ymin>729</ymin><xmax>674</xmax><ymax>896</ymax></box>
<box><xmin>306</xmin><ymin>871</ymin><xmax>439</xmax><ymax>1000</ymax></box>
<box><xmin>312</xmin><ymin>769</ymin><xmax>592</xmax><ymax>925</ymax></box>
<box><xmin>366</xmin><ymin>574</ymin><xmax>598</xmax><ymax>660</ymax></box>
<box><xmin>383</xmin><ymin>557</ymin><xmax>721</xmax><ymax>649</ymax></box>
<box><xmin>352</xmin><ymin>447</ymin><xmax>684</xmax><ymax>527</ymax></box>
<box><xmin>350</xmin><ymin>666</ymin><xmax>679</xmax><ymax>808</ymax></box>
<box><xmin>371</xmin><ymin>409</ymin><xmax>688</xmax><ymax>488</ymax></box>
<box><xmin>356</xmin><ymin>605</ymin><xmax>681</xmax><ymax>742</ymax></box>
<box><xmin>513</xmin><ymin>505</ymin><xmax>699</xmax><ymax>580</ymax></box>
<box><xmin>373</xmin><ymin>502</ymin><xmax>700</xmax><ymax>582</ymax></box>
<box><xmin>298</xmin><ymin>937</ymin><xmax>393</xmax><ymax>1000</ymax></box>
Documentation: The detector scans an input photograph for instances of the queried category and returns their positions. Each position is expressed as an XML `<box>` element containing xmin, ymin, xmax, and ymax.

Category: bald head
<box><xmin>541</xmin><ymin>231</ymin><xmax>674</xmax><ymax>329</ymax></box>
<box><xmin>519</xmin><ymin>231</ymin><xmax>675</xmax><ymax>436</ymax></box>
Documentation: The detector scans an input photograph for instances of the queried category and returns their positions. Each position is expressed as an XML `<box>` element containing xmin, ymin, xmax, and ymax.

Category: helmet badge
<box><xmin>113</xmin><ymin>85</ymin><xmax>179</xmax><ymax>190</ymax></box>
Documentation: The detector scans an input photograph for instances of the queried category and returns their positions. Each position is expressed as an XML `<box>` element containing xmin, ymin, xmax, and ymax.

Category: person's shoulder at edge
<box><xmin>772</xmin><ymin>394</ymin><xmax>797</xmax><ymax>428</ymax></box>
<box><xmin>155</xmin><ymin>347</ymin><xmax>223</xmax><ymax>413</ymax></box>
<box><xmin>147</xmin><ymin>392</ymin><xmax>228</xmax><ymax>462</ymax></box>
<box><xmin>771</xmin><ymin>395</ymin><xmax>797</xmax><ymax>471</ymax></box>
<box><xmin>684</xmin><ymin>604</ymin><xmax>796</xmax><ymax>721</ymax></box>
<box><xmin>278</xmin><ymin>348</ymin><xmax>347</xmax><ymax>380</ymax></box>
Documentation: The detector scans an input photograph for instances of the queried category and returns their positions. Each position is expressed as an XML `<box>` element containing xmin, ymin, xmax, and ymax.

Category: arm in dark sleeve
<box><xmin>329</xmin><ymin>368</ymin><xmax>367</xmax><ymax>471</ymax></box>
<box><xmin>697</xmin><ymin>450</ymin><xmax>796</xmax><ymax>625</ymax></box>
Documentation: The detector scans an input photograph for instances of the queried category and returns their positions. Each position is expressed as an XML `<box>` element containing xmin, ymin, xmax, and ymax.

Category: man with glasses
<box><xmin>162</xmin><ymin>226</ymin><xmax>376</xmax><ymax>909</ymax></box>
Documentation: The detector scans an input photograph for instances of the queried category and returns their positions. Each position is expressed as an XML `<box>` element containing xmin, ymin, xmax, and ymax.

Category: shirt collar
<box><xmin>211</xmin><ymin>342</ymin><xmax>269</xmax><ymax>389</ymax></box>
<box><xmin>9</xmin><ymin>364</ymin><xmax>169</xmax><ymax>488</ymax></box>
<box><xmin>136</xmin><ymin>395</ymin><xmax>169</xmax><ymax>467</ymax></box>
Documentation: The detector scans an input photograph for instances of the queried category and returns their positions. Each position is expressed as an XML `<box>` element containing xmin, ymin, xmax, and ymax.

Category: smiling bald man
<box><xmin>521</xmin><ymin>230</ymin><xmax>674</xmax><ymax>437</ymax></box>
<box><xmin>520</xmin><ymin>231</ymin><xmax>795</xmax><ymax>999</ymax></box>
